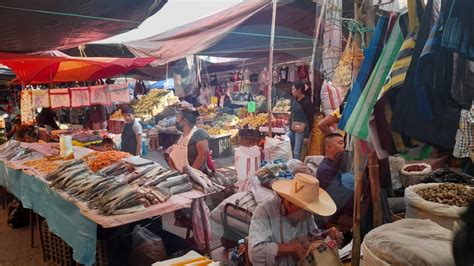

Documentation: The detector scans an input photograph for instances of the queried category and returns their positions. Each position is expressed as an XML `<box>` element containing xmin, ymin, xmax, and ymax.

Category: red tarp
<box><xmin>0</xmin><ymin>52</ymin><xmax>155</xmax><ymax>84</ymax></box>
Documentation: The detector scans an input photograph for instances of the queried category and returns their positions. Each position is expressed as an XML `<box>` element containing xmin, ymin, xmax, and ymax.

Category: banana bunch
<box><xmin>200</xmin><ymin>125</ymin><xmax>227</xmax><ymax>136</ymax></box>
<box><xmin>110</xmin><ymin>109</ymin><xmax>123</xmax><ymax>119</ymax></box>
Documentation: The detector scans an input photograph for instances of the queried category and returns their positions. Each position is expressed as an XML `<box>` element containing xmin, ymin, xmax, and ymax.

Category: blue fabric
<box><xmin>0</xmin><ymin>162</ymin><xmax>97</xmax><ymax>265</ymax></box>
<box><xmin>339</xmin><ymin>16</ymin><xmax>389</xmax><ymax>129</ymax></box>
<box><xmin>287</xmin><ymin>130</ymin><xmax>305</xmax><ymax>161</ymax></box>
<box><xmin>340</xmin><ymin>172</ymin><xmax>355</xmax><ymax>191</ymax></box>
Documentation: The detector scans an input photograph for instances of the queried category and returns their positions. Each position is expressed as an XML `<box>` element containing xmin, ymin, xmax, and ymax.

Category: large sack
<box><xmin>405</xmin><ymin>183</ymin><xmax>469</xmax><ymax>229</ymax></box>
<box><xmin>361</xmin><ymin>219</ymin><xmax>455</xmax><ymax>266</ymax></box>
<box><xmin>234</xmin><ymin>146</ymin><xmax>261</xmax><ymax>182</ymax></box>
<box><xmin>320</xmin><ymin>80</ymin><xmax>344</xmax><ymax>116</ymax></box>
<box><xmin>264</xmin><ymin>136</ymin><xmax>292</xmax><ymax>162</ymax></box>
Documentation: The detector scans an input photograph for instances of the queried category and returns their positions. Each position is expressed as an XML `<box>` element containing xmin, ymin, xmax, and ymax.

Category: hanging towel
<box><xmin>338</xmin><ymin>16</ymin><xmax>389</xmax><ymax>129</ymax></box>
<box><xmin>344</xmin><ymin>15</ymin><xmax>405</xmax><ymax>139</ymax></box>
<box><xmin>49</xmin><ymin>88</ymin><xmax>70</xmax><ymax>109</ymax></box>
<box><xmin>89</xmin><ymin>85</ymin><xmax>111</xmax><ymax>105</ymax></box>
<box><xmin>108</xmin><ymin>84</ymin><xmax>130</xmax><ymax>103</ymax></box>
<box><xmin>70</xmin><ymin>87</ymin><xmax>91</xmax><ymax>108</ymax></box>
<box><xmin>31</xmin><ymin>89</ymin><xmax>50</xmax><ymax>108</ymax></box>
<box><xmin>373</xmin><ymin>0</ymin><xmax>424</xmax><ymax>154</ymax></box>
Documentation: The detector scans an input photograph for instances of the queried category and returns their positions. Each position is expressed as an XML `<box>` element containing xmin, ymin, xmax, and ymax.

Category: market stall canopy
<box><xmin>0</xmin><ymin>52</ymin><xmax>155</xmax><ymax>84</ymax></box>
<box><xmin>124</xmin><ymin>0</ymin><xmax>317</xmax><ymax>65</ymax></box>
<box><xmin>0</xmin><ymin>0</ymin><xmax>167</xmax><ymax>53</ymax></box>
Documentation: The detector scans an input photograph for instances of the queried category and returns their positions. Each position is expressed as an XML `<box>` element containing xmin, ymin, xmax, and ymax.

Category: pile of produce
<box><xmin>197</xmin><ymin>105</ymin><xmax>217</xmax><ymax>115</ymax></box>
<box><xmin>272</xmin><ymin>99</ymin><xmax>291</xmax><ymax>112</ymax></box>
<box><xmin>132</xmin><ymin>89</ymin><xmax>172</xmax><ymax>121</ymax></box>
<box><xmin>404</xmin><ymin>164</ymin><xmax>428</xmax><ymax>172</ymax></box>
<box><xmin>416</xmin><ymin>183</ymin><xmax>474</xmax><ymax>207</ymax></box>
<box><xmin>23</xmin><ymin>159</ymin><xmax>60</xmax><ymax>175</ymax></box>
<box><xmin>110</xmin><ymin>109</ymin><xmax>123</xmax><ymax>120</ymax></box>
<box><xmin>155</xmin><ymin>116</ymin><xmax>178</xmax><ymax>133</ymax></box>
<box><xmin>215</xmin><ymin>113</ymin><xmax>239</xmax><ymax>126</ymax></box>
<box><xmin>83</xmin><ymin>150</ymin><xmax>131</xmax><ymax>172</ymax></box>
<box><xmin>200</xmin><ymin>125</ymin><xmax>227</xmax><ymax>136</ymax></box>
<box><xmin>236</xmin><ymin>108</ymin><xmax>248</xmax><ymax>118</ymax></box>
<box><xmin>239</xmin><ymin>113</ymin><xmax>269</xmax><ymax>129</ymax></box>
<box><xmin>46</xmin><ymin>159</ymin><xmax>224</xmax><ymax>215</ymax></box>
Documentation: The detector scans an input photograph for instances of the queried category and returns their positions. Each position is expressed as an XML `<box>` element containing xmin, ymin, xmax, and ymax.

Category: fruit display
<box><xmin>416</xmin><ymin>183</ymin><xmax>474</xmax><ymax>207</ymax></box>
<box><xmin>200</xmin><ymin>125</ymin><xmax>227</xmax><ymax>136</ymax></box>
<box><xmin>110</xmin><ymin>109</ymin><xmax>123</xmax><ymax>119</ymax></box>
<box><xmin>236</xmin><ymin>108</ymin><xmax>248</xmax><ymax>119</ymax></box>
<box><xmin>156</xmin><ymin>116</ymin><xmax>179</xmax><ymax>133</ymax></box>
<box><xmin>83</xmin><ymin>150</ymin><xmax>131</xmax><ymax>172</ymax></box>
<box><xmin>239</xmin><ymin>113</ymin><xmax>269</xmax><ymax>129</ymax></box>
<box><xmin>197</xmin><ymin>105</ymin><xmax>217</xmax><ymax>115</ymax></box>
<box><xmin>132</xmin><ymin>89</ymin><xmax>172</xmax><ymax>121</ymax></box>
<box><xmin>272</xmin><ymin>99</ymin><xmax>291</xmax><ymax>112</ymax></box>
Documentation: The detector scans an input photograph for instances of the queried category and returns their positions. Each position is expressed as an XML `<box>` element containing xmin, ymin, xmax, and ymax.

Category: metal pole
<box><xmin>310</xmin><ymin>0</ymin><xmax>326</xmax><ymax>102</ymax></box>
<box><xmin>267</xmin><ymin>0</ymin><xmax>278</xmax><ymax>137</ymax></box>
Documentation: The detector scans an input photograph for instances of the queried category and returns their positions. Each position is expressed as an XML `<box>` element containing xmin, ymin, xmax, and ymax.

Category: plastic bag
<box><xmin>131</xmin><ymin>225</ymin><xmax>167</xmax><ymax>263</ymax></box>
<box><xmin>264</xmin><ymin>136</ymin><xmax>292</xmax><ymax>162</ymax></box>
<box><xmin>361</xmin><ymin>219</ymin><xmax>455</xmax><ymax>266</ymax></box>
<box><xmin>404</xmin><ymin>183</ymin><xmax>469</xmax><ymax>229</ymax></box>
<box><xmin>234</xmin><ymin>146</ymin><xmax>261</xmax><ymax>182</ymax></box>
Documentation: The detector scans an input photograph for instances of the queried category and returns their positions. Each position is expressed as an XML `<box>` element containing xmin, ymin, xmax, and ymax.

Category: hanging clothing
<box><xmin>392</xmin><ymin>0</ymin><xmax>461</xmax><ymax>150</ymax></box>
<box><xmin>297</xmin><ymin>65</ymin><xmax>309</xmax><ymax>81</ymax></box>
<box><xmin>374</xmin><ymin>0</ymin><xmax>424</xmax><ymax>154</ymax></box>
<box><xmin>441</xmin><ymin>0</ymin><xmax>474</xmax><ymax>60</ymax></box>
<box><xmin>279</xmin><ymin>66</ymin><xmax>289</xmax><ymax>83</ymax></box>
<box><xmin>272</xmin><ymin>68</ymin><xmax>279</xmax><ymax>84</ymax></box>
<box><xmin>339</xmin><ymin>16</ymin><xmax>390</xmax><ymax>130</ymax></box>
<box><xmin>288</xmin><ymin>65</ymin><xmax>298</xmax><ymax>83</ymax></box>
<box><xmin>451</xmin><ymin>53</ymin><xmax>474</xmax><ymax>109</ymax></box>
<box><xmin>121</xmin><ymin>118</ymin><xmax>142</xmax><ymax>155</ymax></box>
<box><xmin>343</xmin><ymin>16</ymin><xmax>404</xmax><ymax>140</ymax></box>
<box><xmin>20</xmin><ymin>90</ymin><xmax>34</xmax><ymax>126</ymax></box>
<box><xmin>453</xmin><ymin>109</ymin><xmax>474</xmax><ymax>159</ymax></box>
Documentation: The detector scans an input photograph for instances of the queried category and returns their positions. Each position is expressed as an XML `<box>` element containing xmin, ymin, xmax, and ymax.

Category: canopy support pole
<box><xmin>310</xmin><ymin>0</ymin><xmax>326</xmax><ymax>102</ymax></box>
<box><xmin>351</xmin><ymin>138</ymin><xmax>363</xmax><ymax>266</ymax></box>
<box><xmin>267</xmin><ymin>0</ymin><xmax>277</xmax><ymax>137</ymax></box>
<box><xmin>368</xmin><ymin>150</ymin><xmax>382</xmax><ymax>226</ymax></box>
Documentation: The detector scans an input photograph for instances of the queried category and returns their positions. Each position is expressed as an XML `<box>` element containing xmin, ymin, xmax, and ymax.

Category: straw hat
<box><xmin>272</xmin><ymin>173</ymin><xmax>337</xmax><ymax>216</ymax></box>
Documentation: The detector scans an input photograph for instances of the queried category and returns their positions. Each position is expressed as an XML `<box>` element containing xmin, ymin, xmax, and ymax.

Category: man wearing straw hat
<box><xmin>248</xmin><ymin>173</ymin><xmax>343</xmax><ymax>265</ymax></box>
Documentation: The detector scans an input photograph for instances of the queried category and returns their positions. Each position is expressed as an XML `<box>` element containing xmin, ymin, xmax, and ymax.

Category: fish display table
<box><xmin>0</xmin><ymin>160</ymin><xmax>210</xmax><ymax>265</ymax></box>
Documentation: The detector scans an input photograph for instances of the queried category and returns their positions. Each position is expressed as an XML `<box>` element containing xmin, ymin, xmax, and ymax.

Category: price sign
<box><xmin>247</xmin><ymin>101</ymin><xmax>256</xmax><ymax>113</ymax></box>
<box><xmin>210</xmin><ymin>96</ymin><xmax>218</xmax><ymax>105</ymax></box>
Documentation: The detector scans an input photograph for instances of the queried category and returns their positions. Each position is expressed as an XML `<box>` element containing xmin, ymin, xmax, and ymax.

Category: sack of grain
<box><xmin>361</xmin><ymin>219</ymin><xmax>455</xmax><ymax>266</ymax></box>
<box><xmin>400</xmin><ymin>163</ymin><xmax>432</xmax><ymax>187</ymax></box>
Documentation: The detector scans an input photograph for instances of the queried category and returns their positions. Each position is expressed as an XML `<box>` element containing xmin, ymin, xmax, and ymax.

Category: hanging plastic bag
<box><xmin>70</xmin><ymin>87</ymin><xmax>91</xmax><ymax>107</ymax></box>
<box><xmin>90</xmin><ymin>85</ymin><xmax>111</xmax><ymax>105</ymax></box>
<box><xmin>49</xmin><ymin>88</ymin><xmax>71</xmax><ymax>108</ymax></box>
<box><xmin>234</xmin><ymin>146</ymin><xmax>261</xmax><ymax>182</ymax></box>
<box><xmin>108</xmin><ymin>84</ymin><xmax>130</xmax><ymax>103</ymax></box>
<box><xmin>320</xmin><ymin>80</ymin><xmax>344</xmax><ymax>116</ymax></box>
<box><xmin>131</xmin><ymin>225</ymin><xmax>167</xmax><ymax>263</ymax></box>
<box><xmin>264</xmin><ymin>136</ymin><xmax>293</xmax><ymax>162</ymax></box>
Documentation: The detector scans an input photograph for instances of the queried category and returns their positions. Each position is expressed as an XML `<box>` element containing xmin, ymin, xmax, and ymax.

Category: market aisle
<box><xmin>0</xmin><ymin>207</ymin><xmax>47</xmax><ymax>266</ymax></box>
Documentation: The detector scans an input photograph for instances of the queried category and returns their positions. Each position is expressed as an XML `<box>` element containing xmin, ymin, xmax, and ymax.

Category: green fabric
<box><xmin>344</xmin><ymin>16</ymin><xmax>405</xmax><ymax>139</ymax></box>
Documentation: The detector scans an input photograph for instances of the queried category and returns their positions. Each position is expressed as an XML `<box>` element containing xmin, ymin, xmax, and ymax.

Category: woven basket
<box><xmin>40</xmin><ymin>220</ymin><xmax>109</xmax><ymax>265</ymax></box>
<box><xmin>400</xmin><ymin>163</ymin><xmax>432</xmax><ymax>188</ymax></box>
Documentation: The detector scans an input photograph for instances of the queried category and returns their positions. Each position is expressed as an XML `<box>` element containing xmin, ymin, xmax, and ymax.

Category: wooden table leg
<box><xmin>30</xmin><ymin>210</ymin><xmax>35</xmax><ymax>248</ymax></box>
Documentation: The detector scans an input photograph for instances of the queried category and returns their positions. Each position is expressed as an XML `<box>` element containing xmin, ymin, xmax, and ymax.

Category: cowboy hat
<box><xmin>272</xmin><ymin>173</ymin><xmax>336</xmax><ymax>216</ymax></box>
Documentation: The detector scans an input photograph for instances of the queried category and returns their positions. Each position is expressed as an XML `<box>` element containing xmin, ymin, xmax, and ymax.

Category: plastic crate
<box><xmin>40</xmin><ymin>220</ymin><xmax>109</xmax><ymax>265</ymax></box>
<box><xmin>209</xmin><ymin>135</ymin><xmax>232</xmax><ymax>158</ymax></box>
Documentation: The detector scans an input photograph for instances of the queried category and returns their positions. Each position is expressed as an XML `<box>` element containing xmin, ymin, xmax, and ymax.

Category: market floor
<box><xmin>0</xmin><ymin>207</ymin><xmax>48</xmax><ymax>266</ymax></box>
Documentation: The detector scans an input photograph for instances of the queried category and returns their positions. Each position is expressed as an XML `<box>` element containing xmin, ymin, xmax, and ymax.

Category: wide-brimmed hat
<box><xmin>272</xmin><ymin>173</ymin><xmax>336</xmax><ymax>216</ymax></box>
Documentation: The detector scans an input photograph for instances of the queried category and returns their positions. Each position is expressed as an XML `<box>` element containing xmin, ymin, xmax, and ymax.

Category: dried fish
<box><xmin>169</xmin><ymin>182</ymin><xmax>193</xmax><ymax>195</ymax></box>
